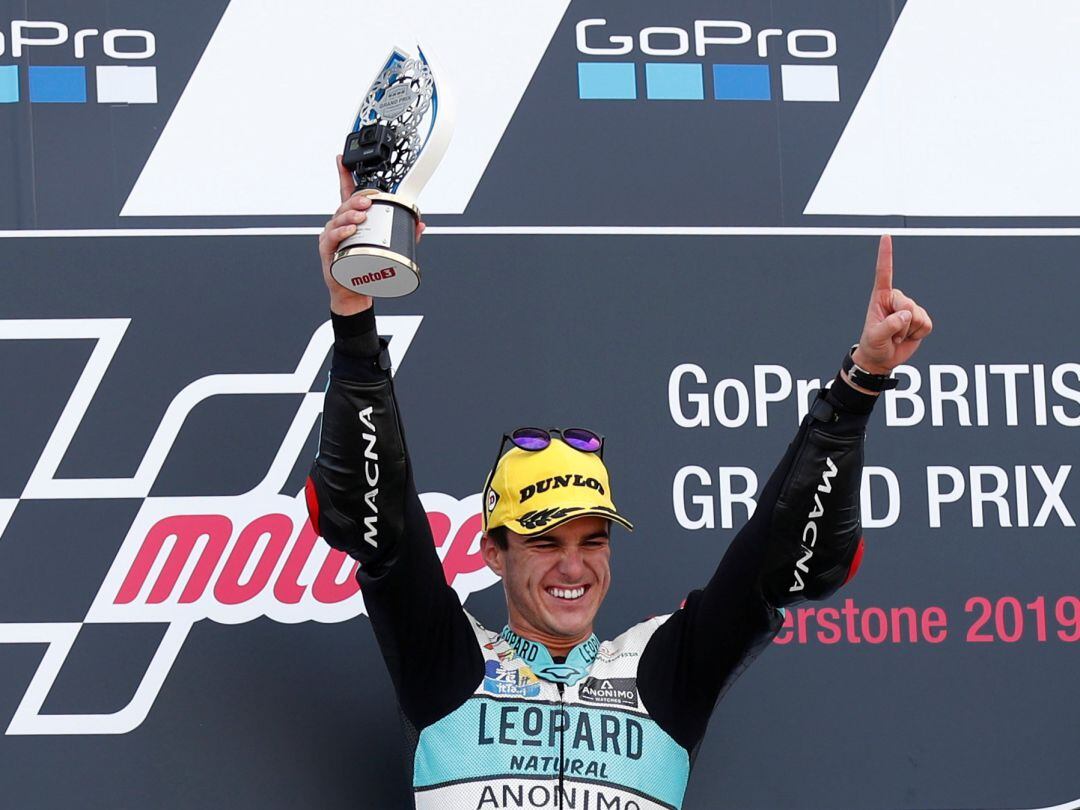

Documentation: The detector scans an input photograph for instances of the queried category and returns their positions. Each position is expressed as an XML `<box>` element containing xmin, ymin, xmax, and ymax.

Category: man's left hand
<box><xmin>851</xmin><ymin>234</ymin><xmax>933</xmax><ymax>376</ymax></box>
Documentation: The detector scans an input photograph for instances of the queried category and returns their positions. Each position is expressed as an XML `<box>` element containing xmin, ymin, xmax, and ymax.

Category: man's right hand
<box><xmin>318</xmin><ymin>155</ymin><xmax>426</xmax><ymax>316</ymax></box>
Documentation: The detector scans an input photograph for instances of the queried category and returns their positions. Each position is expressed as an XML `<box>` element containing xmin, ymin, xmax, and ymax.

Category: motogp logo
<box><xmin>0</xmin><ymin>317</ymin><xmax>499</xmax><ymax>736</ymax></box>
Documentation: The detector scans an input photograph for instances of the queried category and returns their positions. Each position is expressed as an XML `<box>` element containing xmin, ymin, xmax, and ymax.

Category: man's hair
<box><xmin>486</xmin><ymin>526</ymin><xmax>509</xmax><ymax>550</ymax></box>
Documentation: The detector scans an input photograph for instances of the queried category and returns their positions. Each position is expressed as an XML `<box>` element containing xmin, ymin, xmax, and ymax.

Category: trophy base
<box><xmin>330</xmin><ymin>193</ymin><xmax>421</xmax><ymax>298</ymax></box>
<box><xmin>331</xmin><ymin>245</ymin><xmax>420</xmax><ymax>298</ymax></box>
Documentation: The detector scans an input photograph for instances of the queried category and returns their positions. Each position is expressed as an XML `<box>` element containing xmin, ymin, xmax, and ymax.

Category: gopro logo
<box><xmin>0</xmin><ymin>20</ymin><xmax>155</xmax><ymax>59</ymax></box>
<box><xmin>575</xmin><ymin>18</ymin><xmax>839</xmax><ymax>103</ymax></box>
<box><xmin>576</xmin><ymin>19</ymin><xmax>835</xmax><ymax>60</ymax></box>
<box><xmin>0</xmin><ymin>20</ymin><xmax>157</xmax><ymax>104</ymax></box>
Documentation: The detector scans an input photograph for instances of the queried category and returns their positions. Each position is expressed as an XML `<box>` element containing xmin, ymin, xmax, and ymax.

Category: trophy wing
<box><xmin>351</xmin><ymin>46</ymin><xmax>451</xmax><ymax>198</ymax></box>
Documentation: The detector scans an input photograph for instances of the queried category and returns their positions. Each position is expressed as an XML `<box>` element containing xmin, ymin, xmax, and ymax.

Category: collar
<box><xmin>499</xmin><ymin>626</ymin><xmax>599</xmax><ymax>686</ymax></box>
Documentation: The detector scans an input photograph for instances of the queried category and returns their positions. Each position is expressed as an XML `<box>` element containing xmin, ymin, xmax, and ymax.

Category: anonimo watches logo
<box><xmin>575</xmin><ymin>17</ymin><xmax>840</xmax><ymax>103</ymax></box>
<box><xmin>579</xmin><ymin>677</ymin><xmax>639</xmax><ymax>708</ymax></box>
<box><xmin>0</xmin><ymin>317</ymin><xmax>500</xmax><ymax>736</ymax></box>
<box><xmin>0</xmin><ymin>19</ymin><xmax>158</xmax><ymax>105</ymax></box>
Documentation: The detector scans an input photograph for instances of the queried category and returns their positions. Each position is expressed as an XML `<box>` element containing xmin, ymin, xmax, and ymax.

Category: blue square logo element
<box><xmin>713</xmin><ymin>64</ymin><xmax>771</xmax><ymax>101</ymax></box>
<box><xmin>645</xmin><ymin>63</ymin><xmax>704</xmax><ymax>100</ymax></box>
<box><xmin>578</xmin><ymin>62</ymin><xmax>636</xmax><ymax>100</ymax></box>
<box><xmin>29</xmin><ymin>66</ymin><xmax>87</xmax><ymax>103</ymax></box>
<box><xmin>0</xmin><ymin>66</ymin><xmax>18</xmax><ymax>103</ymax></box>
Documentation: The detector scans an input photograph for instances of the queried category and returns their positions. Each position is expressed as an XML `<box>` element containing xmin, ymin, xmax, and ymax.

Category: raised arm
<box><xmin>304</xmin><ymin>157</ymin><xmax>481</xmax><ymax>728</ymax></box>
<box><xmin>639</xmin><ymin>235</ymin><xmax>933</xmax><ymax>751</ymax></box>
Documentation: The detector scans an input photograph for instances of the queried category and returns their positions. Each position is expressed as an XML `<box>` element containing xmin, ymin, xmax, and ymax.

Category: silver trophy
<box><xmin>330</xmin><ymin>45</ymin><xmax>454</xmax><ymax>297</ymax></box>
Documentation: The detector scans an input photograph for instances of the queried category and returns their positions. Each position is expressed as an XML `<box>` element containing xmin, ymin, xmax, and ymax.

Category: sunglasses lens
<box><xmin>562</xmin><ymin>429</ymin><xmax>602</xmax><ymax>453</ymax></box>
<box><xmin>511</xmin><ymin>427</ymin><xmax>550</xmax><ymax>451</ymax></box>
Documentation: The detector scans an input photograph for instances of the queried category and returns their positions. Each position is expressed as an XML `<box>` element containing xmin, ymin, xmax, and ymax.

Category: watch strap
<box><xmin>842</xmin><ymin>344</ymin><xmax>899</xmax><ymax>391</ymax></box>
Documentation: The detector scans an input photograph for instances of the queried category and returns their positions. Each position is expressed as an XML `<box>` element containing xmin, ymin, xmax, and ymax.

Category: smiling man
<box><xmin>305</xmin><ymin>161</ymin><xmax>932</xmax><ymax>809</ymax></box>
<box><xmin>480</xmin><ymin>428</ymin><xmax>628</xmax><ymax>665</ymax></box>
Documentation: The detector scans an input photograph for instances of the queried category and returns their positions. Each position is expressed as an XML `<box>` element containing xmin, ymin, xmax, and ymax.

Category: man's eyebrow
<box><xmin>522</xmin><ymin>530</ymin><xmax>609</xmax><ymax>544</ymax></box>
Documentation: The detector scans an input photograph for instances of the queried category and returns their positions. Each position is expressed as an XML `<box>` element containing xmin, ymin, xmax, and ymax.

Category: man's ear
<box><xmin>480</xmin><ymin>533</ymin><xmax>504</xmax><ymax>576</ymax></box>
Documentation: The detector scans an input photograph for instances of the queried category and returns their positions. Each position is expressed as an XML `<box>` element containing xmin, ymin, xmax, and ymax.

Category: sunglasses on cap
<box><xmin>500</xmin><ymin>427</ymin><xmax>604</xmax><ymax>455</ymax></box>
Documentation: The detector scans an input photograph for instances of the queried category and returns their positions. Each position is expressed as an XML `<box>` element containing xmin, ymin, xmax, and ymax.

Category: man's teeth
<box><xmin>547</xmin><ymin>586</ymin><xmax>586</xmax><ymax>600</ymax></box>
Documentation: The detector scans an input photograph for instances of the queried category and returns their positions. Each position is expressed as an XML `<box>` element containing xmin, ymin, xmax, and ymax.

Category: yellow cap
<box><xmin>482</xmin><ymin>438</ymin><xmax>634</xmax><ymax>537</ymax></box>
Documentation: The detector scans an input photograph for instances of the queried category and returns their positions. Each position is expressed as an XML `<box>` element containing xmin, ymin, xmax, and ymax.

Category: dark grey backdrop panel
<box><xmin>467</xmin><ymin>0</ymin><xmax>902</xmax><ymax>228</ymax></box>
<box><xmin>1</xmin><ymin>234</ymin><xmax>1078</xmax><ymax>808</ymax></box>
<box><xmin>0</xmin><ymin>0</ymin><xmax>230</xmax><ymax>230</ymax></box>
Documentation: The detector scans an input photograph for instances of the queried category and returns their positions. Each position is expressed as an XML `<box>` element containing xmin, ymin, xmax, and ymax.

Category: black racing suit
<box><xmin>306</xmin><ymin>308</ymin><xmax>877</xmax><ymax>809</ymax></box>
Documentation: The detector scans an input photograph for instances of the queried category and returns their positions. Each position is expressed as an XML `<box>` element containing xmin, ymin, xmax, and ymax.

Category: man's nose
<box><xmin>557</xmin><ymin>547</ymin><xmax>585</xmax><ymax>579</ymax></box>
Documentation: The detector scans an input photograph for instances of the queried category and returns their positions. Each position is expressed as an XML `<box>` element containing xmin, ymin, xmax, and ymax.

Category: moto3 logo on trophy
<box><xmin>329</xmin><ymin>45</ymin><xmax>455</xmax><ymax>299</ymax></box>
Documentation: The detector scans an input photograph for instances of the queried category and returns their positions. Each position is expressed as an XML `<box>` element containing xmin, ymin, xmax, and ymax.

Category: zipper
<box><xmin>556</xmin><ymin>682</ymin><xmax>565</xmax><ymax>808</ymax></box>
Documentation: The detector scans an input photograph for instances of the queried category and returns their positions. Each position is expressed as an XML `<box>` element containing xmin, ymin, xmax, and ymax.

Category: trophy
<box><xmin>330</xmin><ymin>46</ymin><xmax>454</xmax><ymax>298</ymax></box>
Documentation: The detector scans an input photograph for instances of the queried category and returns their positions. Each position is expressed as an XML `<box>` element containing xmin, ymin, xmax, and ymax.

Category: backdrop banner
<box><xmin>2</xmin><ymin>1</ymin><xmax>1078</xmax><ymax>809</ymax></box>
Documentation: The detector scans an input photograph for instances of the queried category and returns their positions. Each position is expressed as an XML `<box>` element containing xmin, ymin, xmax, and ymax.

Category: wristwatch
<box><xmin>842</xmin><ymin>344</ymin><xmax>899</xmax><ymax>391</ymax></box>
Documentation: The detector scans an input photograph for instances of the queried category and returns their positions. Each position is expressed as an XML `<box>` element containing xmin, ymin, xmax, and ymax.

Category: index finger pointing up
<box><xmin>874</xmin><ymin>234</ymin><xmax>894</xmax><ymax>292</ymax></box>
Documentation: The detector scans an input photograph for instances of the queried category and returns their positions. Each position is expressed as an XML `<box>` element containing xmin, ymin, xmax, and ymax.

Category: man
<box><xmin>306</xmin><ymin>159</ymin><xmax>932</xmax><ymax>809</ymax></box>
